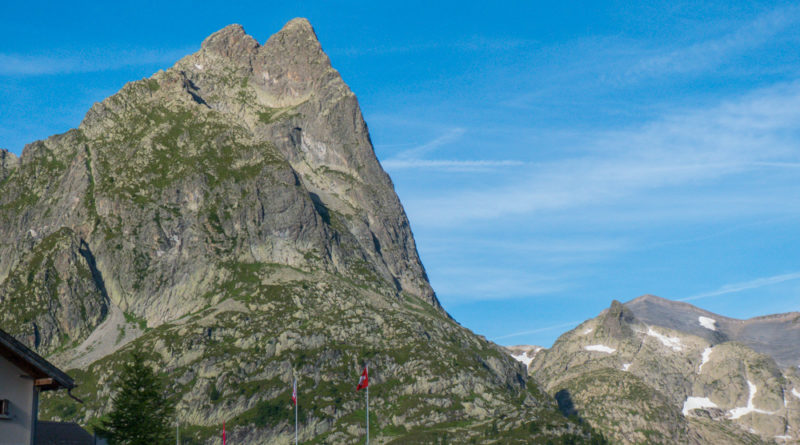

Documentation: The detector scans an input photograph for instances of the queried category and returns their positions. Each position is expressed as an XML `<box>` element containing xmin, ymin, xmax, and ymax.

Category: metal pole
<box><xmin>366</xmin><ymin>380</ymin><xmax>369</xmax><ymax>445</ymax></box>
<box><xmin>176</xmin><ymin>423</ymin><xmax>179</xmax><ymax>445</ymax></box>
<box><xmin>295</xmin><ymin>385</ymin><xmax>298</xmax><ymax>445</ymax></box>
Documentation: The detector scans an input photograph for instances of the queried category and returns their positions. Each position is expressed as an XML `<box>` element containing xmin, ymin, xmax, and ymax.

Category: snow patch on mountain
<box><xmin>698</xmin><ymin>316</ymin><xmax>717</xmax><ymax>331</ymax></box>
<box><xmin>698</xmin><ymin>347</ymin><xmax>713</xmax><ymax>373</ymax></box>
<box><xmin>507</xmin><ymin>346</ymin><xmax>542</xmax><ymax>368</ymax></box>
<box><xmin>682</xmin><ymin>397</ymin><xmax>718</xmax><ymax>416</ymax></box>
<box><xmin>728</xmin><ymin>381</ymin><xmax>776</xmax><ymax>419</ymax></box>
<box><xmin>792</xmin><ymin>388</ymin><xmax>800</xmax><ymax>400</ymax></box>
<box><xmin>646</xmin><ymin>327</ymin><xmax>683</xmax><ymax>351</ymax></box>
<box><xmin>621</xmin><ymin>363</ymin><xmax>631</xmax><ymax>371</ymax></box>
<box><xmin>512</xmin><ymin>352</ymin><xmax>534</xmax><ymax>367</ymax></box>
<box><xmin>584</xmin><ymin>344</ymin><xmax>615</xmax><ymax>353</ymax></box>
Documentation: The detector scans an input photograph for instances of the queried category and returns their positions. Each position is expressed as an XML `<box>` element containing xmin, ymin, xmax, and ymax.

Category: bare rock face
<box><xmin>598</xmin><ymin>300</ymin><xmax>635</xmax><ymax>340</ymax></box>
<box><xmin>0</xmin><ymin>149</ymin><xmax>18</xmax><ymax>183</ymax></box>
<box><xmin>530</xmin><ymin>296</ymin><xmax>800</xmax><ymax>444</ymax></box>
<box><xmin>0</xmin><ymin>227</ymin><xmax>108</xmax><ymax>353</ymax></box>
<box><xmin>2</xmin><ymin>18</ymin><xmax>438</xmax><ymax>350</ymax></box>
<box><xmin>0</xmin><ymin>20</ymin><xmax>604</xmax><ymax>444</ymax></box>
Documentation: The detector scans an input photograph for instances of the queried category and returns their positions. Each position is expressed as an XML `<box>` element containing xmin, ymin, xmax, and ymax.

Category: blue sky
<box><xmin>2</xmin><ymin>1</ymin><xmax>800</xmax><ymax>347</ymax></box>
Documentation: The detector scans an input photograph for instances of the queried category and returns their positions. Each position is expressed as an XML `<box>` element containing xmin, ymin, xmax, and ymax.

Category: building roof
<box><xmin>0</xmin><ymin>329</ymin><xmax>75</xmax><ymax>391</ymax></box>
<box><xmin>36</xmin><ymin>421</ymin><xmax>94</xmax><ymax>445</ymax></box>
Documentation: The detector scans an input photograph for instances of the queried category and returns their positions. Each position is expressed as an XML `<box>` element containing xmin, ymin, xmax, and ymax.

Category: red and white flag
<box><xmin>222</xmin><ymin>420</ymin><xmax>226</xmax><ymax>445</ymax></box>
<box><xmin>356</xmin><ymin>365</ymin><xmax>369</xmax><ymax>391</ymax></box>
<box><xmin>292</xmin><ymin>379</ymin><xmax>297</xmax><ymax>406</ymax></box>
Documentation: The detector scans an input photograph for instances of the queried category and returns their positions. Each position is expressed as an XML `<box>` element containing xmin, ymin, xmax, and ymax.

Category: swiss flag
<box><xmin>356</xmin><ymin>365</ymin><xmax>369</xmax><ymax>391</ymax></box>
<box><xmin>292</xmin><ymin>379</ymin><xmax>297</xmax><ymax>406</ymax></box>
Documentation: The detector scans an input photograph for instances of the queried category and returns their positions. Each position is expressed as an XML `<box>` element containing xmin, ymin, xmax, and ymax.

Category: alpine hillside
<box><xmin>523</xmin><ymin>295</ymin><xmax>800</xmax><ymax>445</ymax></box>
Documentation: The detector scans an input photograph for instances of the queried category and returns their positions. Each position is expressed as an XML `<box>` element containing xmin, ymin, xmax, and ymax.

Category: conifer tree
<box><xmin>97</xmin><ymin>352</ymin><xmax>175</xmax><ymax>445</ymax></box>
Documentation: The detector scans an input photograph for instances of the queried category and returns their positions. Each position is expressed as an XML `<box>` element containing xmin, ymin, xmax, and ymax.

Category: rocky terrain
<box><xmin>524</xmin><ymin>295</ymin><xmax>800</xmax><ymax>444</ymax></box>
<box><xmin>0</xmin><ymin>19</ymin><xmax>607</xmax><ymax>444</ymax></box>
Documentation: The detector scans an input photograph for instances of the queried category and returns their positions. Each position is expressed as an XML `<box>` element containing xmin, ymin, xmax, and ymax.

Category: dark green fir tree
<box><xmin>97</xmin><ymin>352</ymin><xmax>175</xmax><ymax>444</ymax></box>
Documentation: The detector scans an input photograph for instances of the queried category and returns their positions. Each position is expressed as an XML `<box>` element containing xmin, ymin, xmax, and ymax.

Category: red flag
<box><xmin>222</xmin><ymin>421</ymin><xmax>226</xmax><ymax>445</ymax></box>
<box><xmin>292</xmin><ymin>379</ymin><xmax>297</xmax><ymax>406</ymax></box>
<box><xmin>356</xmin><ymin>365</ymin><xmax>369</xmax><ymax>391</ymax></box>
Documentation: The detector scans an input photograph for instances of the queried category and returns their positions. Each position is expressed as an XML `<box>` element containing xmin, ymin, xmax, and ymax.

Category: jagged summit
<box><xmin>599</xmin><ymin>299</ymin><xmax>636</xmax><ymax>339</ymax></box>
<box><xmin>199</xmin><ymin>19</ymin><xmax>323</xmax><ymax>67</ymax></box>
<box><xmin>200</xmin><ymin>23</ymin><xmax>259</xmax><ymax>59</ymax></box>
<box><xmin>1</xmin><ymin>16</ymin><xmax>440</xmax><ymax>348</ymax></box>
<box><xmin>280</xmin><ymin>17</ymin><xmax>317</xmax><ymax>35</ymax></box>
<box><xmin>66</xmin><ymin>17</ymin><xmax>439</xmax><ymax>322</ymax></box>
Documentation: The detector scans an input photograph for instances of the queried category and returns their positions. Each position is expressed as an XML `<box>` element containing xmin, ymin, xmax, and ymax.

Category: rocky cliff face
<box><xmin>0</xmin><ymin>149</ymin><xmax>18</xmax><ymax>183</ymax></box>
<box><xmin>0</xmin><ymin>19</ymin><xmax>436</xmax><ymax>355</ymax></box>
<box><xmin>528</xmin><ymin>295</ymin><xmax>800</xmax><ymax>444</ymax></box>
<box><xmin>0</xmin><ymin>19</ymin><xmax>604</xmax><ymax>444</ymax></box>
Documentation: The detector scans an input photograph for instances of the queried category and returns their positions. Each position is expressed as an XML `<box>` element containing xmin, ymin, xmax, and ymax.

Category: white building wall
<box><xmin>0</xmin><ymin>357</ymin><xmax>34</xmax><ymax>445</ymax></box>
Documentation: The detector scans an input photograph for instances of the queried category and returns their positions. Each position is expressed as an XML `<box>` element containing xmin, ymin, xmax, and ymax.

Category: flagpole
<box><xmin>295</xmin><ymin>378</ymin><xmax>298</xmax><ymax>445</ymax></box>
<box><xmin>366</xmin><ymin>365</ymin><xmax>369</xmax><ymax>445</ymax></box>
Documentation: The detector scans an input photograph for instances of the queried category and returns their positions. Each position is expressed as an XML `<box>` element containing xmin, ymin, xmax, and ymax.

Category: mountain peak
<box><xmin>262</xmin><ymin>17</ymin><xmax>327</xmax><ymax>66</ymax></box>
<box><xmin>201</xmin><ymin>23</ymin><xmax>259</xmax><ymax>60</ymax></box>
<box><xmin>281</xmin><ymin>17</ymin><xmax>315</xmax><ymax>34</ymax></box>
<box><xmin>599</xmin><ymin>299</ymin><xmax>636</xmax><ymax>339</ymax></box>
<box><xmin>627</xmin><ymin>294</ymin><xmax>666</xmax><ymax>304</ymax></box>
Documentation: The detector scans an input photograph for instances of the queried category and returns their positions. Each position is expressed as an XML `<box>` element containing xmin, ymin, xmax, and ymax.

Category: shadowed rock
<box><xmin>600</xmin><ymin>299</ymin><xmax>637</xmax><ymax>339</ymax></box>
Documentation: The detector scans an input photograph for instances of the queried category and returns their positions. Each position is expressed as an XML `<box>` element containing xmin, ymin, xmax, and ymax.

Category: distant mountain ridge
<box><xmin>523</xmin><ymin>296</ymin><xmax>800</xmax><ymax>444</ymax></box>
<box><xmin>626</xmin><ymin>294</ymin><xmax>800</xmax><ymax>368</ymax></box>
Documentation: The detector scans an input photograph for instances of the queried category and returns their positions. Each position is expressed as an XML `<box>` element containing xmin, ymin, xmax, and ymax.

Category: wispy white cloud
<box><xmin>503</xmin><ymin>5</ymin><xmax>800</xmax><ymax>109</ymax></box>
<box><xmin>0</xmin><ymin>47</ymin><xmax>194</xmax><ymax>76</ymax></box>
<box><xmin>390</xmin><ymin>127</ymin><xmax>466</xmax><ymax>160</ymax></box>
<box><xmin>404</xmin><ymin>80</ymin><xmax>800</xmax><ymax>227</ymax></box>
<box><xmin>681</xmin><ymin>272</ymin><xmax>800</xmax><ymax>302</ymax></box>
<box><xmin>380</xmin><ymin>127</ymin><xmax>524</xmax><ymax>171</ymax></box>
<box><xmin>624</xmin><ymin>5</ymin><xmax>800</xmax><ymax>81</ymax></box>
<box><xmin>493</xmin><ymin>320</ymin><xmax>581</xmax><ymax>341</ymax></box>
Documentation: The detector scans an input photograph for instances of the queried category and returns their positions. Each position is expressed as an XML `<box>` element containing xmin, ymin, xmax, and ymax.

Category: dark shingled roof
<box><xmin>0</xmin><ymin>329</ymin><xmax>75</xmax><ymax>391</ymax></box>
<box><xmin>36</xmin><ymin>421</ymin><xmax>94</xmax><ymax>445</ymax></box>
